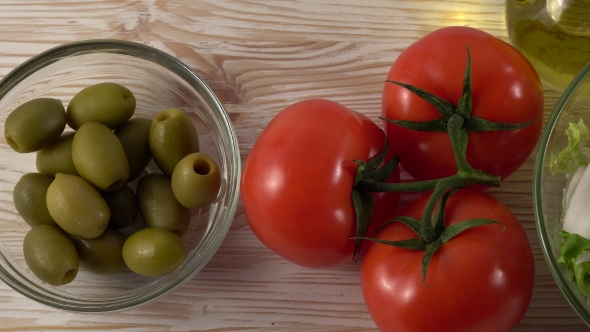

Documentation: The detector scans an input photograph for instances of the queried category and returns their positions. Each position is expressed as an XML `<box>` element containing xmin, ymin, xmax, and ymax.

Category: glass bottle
<box><xmin>505</xmin><ymin>0</ymin><xmax>590</xmax><ymax>92</ymax></box>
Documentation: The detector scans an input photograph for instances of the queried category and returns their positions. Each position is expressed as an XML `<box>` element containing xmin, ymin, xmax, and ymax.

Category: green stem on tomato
<box><xmin>420</xmin><ymin>176</ymin><xmax>459</xmax><ymax>243</ymax></box>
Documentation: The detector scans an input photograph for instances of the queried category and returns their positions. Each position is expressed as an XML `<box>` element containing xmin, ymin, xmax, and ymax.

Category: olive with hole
<box><xmin>71</xmin><ymin>229</ymin><xmax>127</xmax><ymax>274</ymax></box>
<box><xmin>115</xmin><ymin>117</ymin><xmax>152</xmax><ymax>182</ymax></box>
<box><xmin>72</xmin><ymin>121</ymin><xmax>129</xmax><ymax>191</ymax></box>
<box><xmin>122</xmin><ymin>227</ymin><xmax>185</xmax><ymax>277</ymax></box>
<box><xmin>4</xmin><ymin>98</ymin><xmax>66</xmax><ymax>153</ymax></box>
<box><xmin>36</xmin><ymin>132</ymin><xmax>79</xmax><ymax>177</ymax></box>
<box><xmin>137</xmin><ymin>173</ymin><xmax>190</xmax><ymax>237</ymax></box>
<box><xmin>66</xmin><ymin>82</ymin><xmax>136</xmax><ymax>130</ymax></box>
<box><xmin>13</xmin><ymin>173</ymin><xmax>57</xmax><ymax>227</ymax></box>
<box><xmin>172</xmin><ymin>152</ymin><xmax>221</xmax><ymax>209</ymax></box>
<box><xmin>46</xmin><ymin>173</ymin><xmax>110</xmax><ymax>239</ymax></box>
<box><xmin>101</xmin><ymin>184</ymin><xmax>138</xmax><ymax>229</ymax></box>
<box><xmin>23</xmin><ymin>224</ymin><xmax>79</xmax><ymax>286</ymax></box>
<box><xmin>149</xmin><ymin>108</ymin><xmax>199</xmax><ymax>176</ymax></box>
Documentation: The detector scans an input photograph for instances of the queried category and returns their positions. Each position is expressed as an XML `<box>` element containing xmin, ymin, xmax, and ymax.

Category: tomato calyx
<box><xmin>357</xmin><ymin>191</ymin><xmax>502</xmax><ymax>284</ymax></box>
<box><xmin>382</xmin><ymin>45</ymin><xmax>535</xmax><ymax>135</ymax></box>
<box><xmin>351</xmin><ymin>139</ymin><xmax>399</xmax><ymax>260</ymax></box>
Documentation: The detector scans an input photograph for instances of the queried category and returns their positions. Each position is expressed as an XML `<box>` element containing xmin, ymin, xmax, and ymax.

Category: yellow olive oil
<box><xmin>505</xmin><ymin>0</ymin><xmax>590</xmax><ymax>92</ymax></box>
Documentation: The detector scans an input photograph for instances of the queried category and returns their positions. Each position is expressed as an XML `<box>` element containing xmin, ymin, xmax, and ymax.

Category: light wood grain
<box><xmin>0</xmin><ymin>0</ymin><xmax>587</xmax><ymax>331</ymax></box>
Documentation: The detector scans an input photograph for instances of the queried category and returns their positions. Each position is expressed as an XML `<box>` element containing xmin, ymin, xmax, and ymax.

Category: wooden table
<box><xmin>0</xmin><ymin>0</ymin><xmax>586</xmax><ymax>331</ymax></box>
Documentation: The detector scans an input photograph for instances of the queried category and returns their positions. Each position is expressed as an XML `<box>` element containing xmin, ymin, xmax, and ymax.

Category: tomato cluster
<box><xmin>241</xmin><ymin>26</ymin><xmax>542</xmax><ymax>332</ymax></box>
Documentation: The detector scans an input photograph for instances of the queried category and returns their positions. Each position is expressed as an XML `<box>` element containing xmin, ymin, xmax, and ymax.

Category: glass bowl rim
<box><xmin>0</xmin><ymin>39</ymin><xmax>241</xmax><ymax>312</ymax></box>
<box><xmin>533</xmin><ymin>60</ymin><xmax>590</xmax><ymax>325</ymax></box>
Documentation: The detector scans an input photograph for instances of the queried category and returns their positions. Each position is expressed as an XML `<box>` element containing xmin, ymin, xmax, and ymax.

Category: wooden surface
<box><xmin>0</xmin><ymin>0</ymin><xmax>587</xmax><ymax>331</ymax></box>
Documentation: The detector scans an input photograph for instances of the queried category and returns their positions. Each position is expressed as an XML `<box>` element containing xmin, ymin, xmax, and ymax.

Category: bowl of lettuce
<box><xmin>534</xmin><ymin>60</ymin><xmax>590</xmax><ymax>326</ymax></box>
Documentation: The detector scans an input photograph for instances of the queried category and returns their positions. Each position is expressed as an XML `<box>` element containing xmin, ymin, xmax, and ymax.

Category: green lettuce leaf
<box><xmin>558</xmin><ymin>230</ymin><xmax>590</xmax><ymax>300</ymax></box>
<box><xmin>550</xmin><ymin>119</ymin><xmax>590</xmax><ymax>175</ymax></box>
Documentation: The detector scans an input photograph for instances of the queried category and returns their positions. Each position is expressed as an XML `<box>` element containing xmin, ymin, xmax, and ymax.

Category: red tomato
<box><xmin>382</xmin><ymin>26</ymin><xmax>543</xmax><ymax>181</ymax></box>
<box><xmin>361</xmin><ymin>189</ymin><xmax>534</xmax><ymax>332</ymax></box>
<box><xmin>241</xmin><ymin>99</ymin><xmax>399</xmax><ymax>268</ymax></box>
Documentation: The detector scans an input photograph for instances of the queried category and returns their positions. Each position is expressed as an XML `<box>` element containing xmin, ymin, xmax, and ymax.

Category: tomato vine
<box><xmin>351</xmin><ymin>45</ymin><xmax>534</xmax><ymax>281</ymax></box>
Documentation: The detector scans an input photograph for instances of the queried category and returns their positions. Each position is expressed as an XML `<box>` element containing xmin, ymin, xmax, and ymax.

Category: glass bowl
<box><xmin>534</xmin><ymin>60</ymin><xmax>590</xmax><ymax>326</ymax></box>
<box><xmin>0</xmin><ymin>40</ymin><xmax>240</xmax><ymax>312</ymax></box>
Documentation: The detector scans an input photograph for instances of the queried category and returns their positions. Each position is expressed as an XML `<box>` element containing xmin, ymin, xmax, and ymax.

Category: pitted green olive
<box><xmin>72</xmin><ymin>122</ymin><xmax>129</xmax><ymax>191</ymax></box>
<box><xmin>122</xmin><ymin>228</ymin><xmax>185</xmax><ymax>277</ymax></box>
<box><xmin>13</xmin><ymin>173</ymin><xmax>57</xmax><ymax>227</ymax></box>
<box><xmin>23</xmin><ymin>224</ymin><xmax>79</xmax><ymax>286</ymax></box>
<box><xmin>36</xmin><ymin>132</ymin><xmax>79</xmax><ymax>177</ymax></box>
<box><xmin>101</xmin><ymin>184</ymin><xmax>138</xmax><ymax>229</ymax></box>
<box><xmin>71</xmin><ymin>229</ymin><xmax>127</xmax><ymax>274</ymax></box>
<box><xmin>149</xmin><ymin>108</ymin><xmax>199</xmax><ymax>176</ymax></box>
<box><xmin>171</xmin><ymin>152</ymin><xmax>221</xmax><ymax>209</ymax></box>
<box><xmin>46</xmin><ymin>173</ymin><xmax>110</xmax><ymax>239</ymax></box>
<box><xmin>115</xmin><ymin>117</ymin><xmax>152</xmax><ymax>182</ymax></box>
<box><xmin>4</xmin><ymin>98</ymin><xmax>66</xmax><ymax>153</ymax></box>
<box><xmin>66</xmin><ymin>82</ymin><xmax>136</xmax><ymax>130</ymax></box>
<box><xmin>137</xmin><ymin>173</ymin><xmax>190</xmax><ymax>237</ymax></box>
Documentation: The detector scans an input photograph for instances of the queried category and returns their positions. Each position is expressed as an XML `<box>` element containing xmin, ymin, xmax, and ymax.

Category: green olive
<box><xmin>36</xmin><ymin>132</ymin><xmax>79</xmax><ymax>177</ymax></box>
<box><xmin>71</xmin><ymin>229</ymin><xmax>127</xmax><ymax>274</ymax></box>
<box><xmin>149</xmin><ymin>108</ymin><xmax>199</xmax><ymax>176</ymax></box>
<box><xmin>46</xmin><ymin>173</ymin><xmax>110</xmax><ymax>239</ymax></box>
<box><xmin>101</xmin><ymin>184</ymin><xmax>138</xmax><ymax>229</ymax></box>
<box><xmin>72</xmin><ymin>122</ymin><xmax>129</xmax><ymax>191</ymax></box>
<box><xmin>171</xmin><ymin>152</ymin><xmax>221</xmax><ymax>209</ymax></box>
<box><xmin>13</xmin><ymin>173</ymin><xmax>57</xmax><ymax>227</ymax></box>
<box><xmin>66</xmin><ymin>82</ymin><xmax>136</xmax><ymax>130</ymax></box>
<box><xmin>4</xmin><ymin>98</ymin><xmax>66</xmax><ymax>153</ymax></box>
<box><xmin>23</xmin><ymin>224</ymin><xmax>79</xmax><ymax>286</ymax></box>
<box><xmin>115</xmin><ymin>117</ymin><xmax>152</xmax><ymax>182</ymax></box>
<box><xmin>122</xmin><ymin>228</ymin><xmax>184</xmax><ymax>277</ymax></box>
<box><xmin>137</xmin><ymin>173</ymin><xmax>190</xmax><ymax>237</ymax></box>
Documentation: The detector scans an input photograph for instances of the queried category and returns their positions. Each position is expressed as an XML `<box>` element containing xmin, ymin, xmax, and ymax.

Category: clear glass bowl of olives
<box><xmin>0</xmin><ymin>40</ymin><xmax>240</xmax><ymax>312</ymax></box>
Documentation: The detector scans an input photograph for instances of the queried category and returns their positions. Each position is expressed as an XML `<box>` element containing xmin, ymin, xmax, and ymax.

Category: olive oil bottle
<box><xmin>505</xmin><ymin>0</ymin><xmax>590</xmax><ymax>92</ymax></box>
